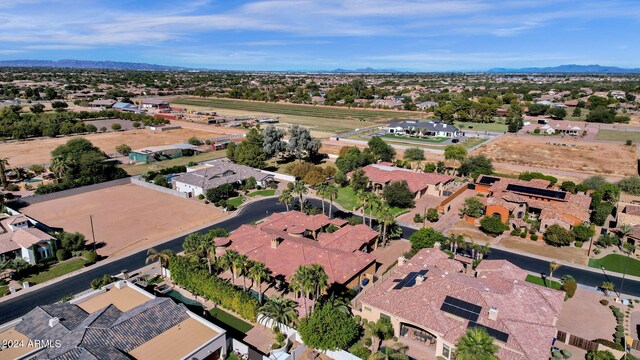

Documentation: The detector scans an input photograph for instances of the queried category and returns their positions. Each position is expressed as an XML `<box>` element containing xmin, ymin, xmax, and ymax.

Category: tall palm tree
<box><xmin>258</xmin><ymin>296</ymin><xmax>299</xmax><ymax>331</ymax></box>
<box><xmin>375</xmin><ymin>202</ymin><xmax>395</xmax><ymax>249</ymax></box>
<box><xmin>309</xmin><ymin>264</ymin><xmax>329</xmax><ymax>305</ymax></box>
<box><xmin>356</xmin><ymin>190</ymin><xmax>368</xmax><ymax>221</ymax></box>
<box><xmin>0</xmin><ymin>158</ymin><xmax>9</xmax><ymax>188</ymax></box>
<box><xmin>619</xmin><ymin>224</ymin><xmax>632</xmax><ymax>247</ymax></box>
<box><xmin>145</xmin><ymin>248</ymin><xmax>174</xmax><ymax>275</ymax></box>
<box><xmin>249</xmin><ymin>261</ymin><xmax>271</xmax><ymax>303</ymax></box>
<box><xmin>290</xmin><ymin>265</ymin><xmax>314</xmax><ymax>315</ymax></box>
<box><xmin>325</xmin><ymin>184</ymin><xmax>339</xmax><ymax>219</ymax></box>
<box><xmin>549</xmin><ymin>261</ymin><xmax>561</xmax><ymax>281</ymax></box>
<box><xmin>365</xmin><ymin>317</ymin><xmax>395</xmax><ymax>352</ymax></box>
<box><xmin>292</xmin><ymin>180</ymin><xmax>308</xmax><ymax>206</ymax></box>
<box><xmin>278</xmin><ymin>189</ymin><xmax>294</xmax><ymax>211</ymax></box>
<box><xmin>316</xmin><ymin>183</ymin><xmax>328</xmax><ymax>215</ymax></box>
<box><xmin>366</xmin><ymin>193</ymin><xmax>381</xmax><ymax>228</ymax></box>
<box><xmin>235</xmin><ymin>254</ymin><xmax>250</xmax><ymax>291</ymax></box>
<box><xmin>455</xmin><ymin>327</ymin><xmax>499</xmax><ymax>360</ymax></box>
<box><xmin>220</xmin><ymin>249</ymin><xmax>240</xmax><ymax>285</ymax></box>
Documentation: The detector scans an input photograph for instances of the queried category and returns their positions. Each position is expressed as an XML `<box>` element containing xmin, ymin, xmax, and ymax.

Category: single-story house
<box><xmin>128</xmin><ymin>143</ymin><xmax>198</xmax><ymax>164</ymax></box>
<box><xmin>416</xmin><ymin>101</ymin><xmax>439</xmax><ymax>110</ymax></box>
<box><xmin>112</xmin><ymin>102</ymin><xmax>141</xmax><ymax>112</ymax></box>
<box><xmin>0</xmin><ymin>214</ymin><xmax>56</xmax><ymax>264</ymax></box>
<box><xmin>383</xmin><ymin>120</ymin><xmax>460</xmax><ymax>138</ymax></box>
<box><xmin>0</xmin><ymin>280</ymin><xmax>227</xmax><ymax>359</ymax></box>
<box><xmin>89</xmin><ymin>99</ymin><xmax>116</xmax><ymax>108</ymax></box>
<box><xmin>216</xmin><ymin>211</ymin><xmax>378</xmax><ymax>290</ymax></box>
<box><xmin>173</xmin><ymin>159</ymin><xmax>274</xmax><ymax>197</ymax></box>
<box><xmin>354</xmin><ymin>163</ymin><xmax>454</xmax><ymax>199</ymax></box>
<box><xmin>141</xmin><ymin>99</ymin><xmax>170</xmax><ymax>109</ymax></box>
<box><xmin>357</xmin><ymin>248</ymin><xmax>564</xmax><ymax>360</ymax></box>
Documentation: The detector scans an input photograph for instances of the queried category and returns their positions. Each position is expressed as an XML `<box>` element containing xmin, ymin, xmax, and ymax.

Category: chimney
<box><xmin>115</xmin><ymin>280</ymin><xmax>125</xmax><ymax>289</ymax></box>
<box><xmin>488</xmin><ymin>307</ymin><xmax>499</xmax><ymax>321</ymax></box>
<box><xmin>48</xmin><ymin>317</ymin><xmax>60</xmax><ymax>328</ymax></box>
<box><xmin>415</xmin><ymin>275</ymin><xmax>425</xmax><ymax>285</ymax></box>
<box><xmin>271</xmin><ymin>237</ymin><xmax>281</xmax><ymax>249</ymax></box>
<box><xmin>397</xmin><ymin>256</ymin><xmax>406</xmax><ymax>267</ymax></box>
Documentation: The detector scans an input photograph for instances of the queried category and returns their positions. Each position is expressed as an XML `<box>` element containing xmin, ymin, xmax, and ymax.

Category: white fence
<box><xmin>130</xmin><ymin>176</ymin><xmax>189</xmax><ymax>198</ymax></box>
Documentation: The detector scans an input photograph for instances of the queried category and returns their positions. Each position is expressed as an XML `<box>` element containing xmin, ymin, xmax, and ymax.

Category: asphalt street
<box><xmin>0</xmin><ymin>197</ymin><xmax>637</xmax><ymax>324</ymax></box>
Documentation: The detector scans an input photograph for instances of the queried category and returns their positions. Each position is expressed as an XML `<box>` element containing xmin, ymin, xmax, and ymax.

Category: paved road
<box><xmin>1</xmin><ymin>197</ymin><xmax>638</xmax><ymax>324</ymax></box>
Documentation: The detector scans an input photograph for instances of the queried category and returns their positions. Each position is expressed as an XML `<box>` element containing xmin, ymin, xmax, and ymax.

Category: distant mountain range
<box><xmin>0</xmin><ymin>59</ymin><xmax>195</xmax><ymax>71</ymax></box>
<box><xmin>1</xmin><ymin>59</ymin><xmax>639</xmax><ymax>74</ymax></box>
<box><xmin>488</xmin><ymin>64</ymin><xmax>640</xmax><ymax>74</ymax></box>
<box><xmin>327</xmin><ymin>67</ymin><xmax>404</xmax><ymax>73</ymax></box>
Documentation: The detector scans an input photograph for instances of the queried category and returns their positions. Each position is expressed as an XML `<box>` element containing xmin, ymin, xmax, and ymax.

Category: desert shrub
<box><xmin>530</xmin><ymin>234</ymin><xmax>539</xmax><ymax>241</ymax></box>
<box><xmin>575</xmin><ymin>241</ymin><xmax>583</xmax><ymax>248</ymax></box>
<box><xmin>55</xmin><ymin>249</ymin><xmax>68</xmax><ymax>262</ymax></box>
<box><xmin>83</xmin><ymin>250</ymin><xmax>98</xmax><ymax>264</ymax></box>
<box><xmin>600</xmin><ymin>299</ymin><xmax>609</xmax><ymax>306</ymax></box>
<box><xmin>197</xmin><ymin>194</ymin><xmax>204</xmax><ymax>200</ymax></box>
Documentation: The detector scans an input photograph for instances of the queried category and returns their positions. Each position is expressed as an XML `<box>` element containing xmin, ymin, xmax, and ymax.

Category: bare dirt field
<box><xmin>498</xmin><ymin>236</ymin><xmax>588</xmax><ymax>265</ymax></box>
<box><xmin>22</xmin><ymin>184</ymin><xmax>226</xmax><ymax>258</ymax></box>
<box><xmin>474</xmin><ymin>134</ymin><xmax>637</xmax><ymax>177</ymax></box>
<box><xmin>0</xmin><ymin>128</ymin><xmax>231</xmax><ymax>167</ymax></box>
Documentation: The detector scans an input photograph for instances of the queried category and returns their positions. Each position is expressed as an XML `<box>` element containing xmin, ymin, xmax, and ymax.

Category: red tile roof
<box><xmin>359</xmin><ymin>164</ymin><xmax>453</xmax><ymax>193</ymax></box>
<box><xmin>224</xmin><ymin>212</ymin><xmax>377</xmax><ymax>285</ymax></box>
<box><xmin>359</xmin><ymin>249</ymin><xmax>563</xmax><ymax>360</ymax></box>
<box><xmin>0</xmin><ymin>215</ymin><xmax>54</xmax><ymax>254</ymax></box>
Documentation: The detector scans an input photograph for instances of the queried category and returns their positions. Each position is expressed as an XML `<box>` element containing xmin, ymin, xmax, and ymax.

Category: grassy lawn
<box><xmin>209</xmin><ymin>308</ymin><xmax>254</xmax><ymax>334</ymax></box>
<box><xmin>122</xmin><ymin>150</ymin><xmax>226</xmax><ymax>175</ymax></box>
<box><xmin>455</xmin><ymin>121</ymin><xmax>508</xmax><ymax>133</ymax></box>
<box><xmin>335</xmin><ymin>187</ymin><xmax>409</xmax><ymax>217</ymax></box>
<box><xmin>461</xmin><ymin>137</ymin><xmax>489</xmax><ymax>150</ymax></box>
<box><xmin>0</xmin><ymin>285</ymin><xmax>7</xmax><ymax>298</ymax></box>
<box><xmin>589</xmin><ymin>254</ymin><xmax>640</xmax><ymax>277</ymax></box>
<box><xmin>227</xmin><ymin>196</ymin><xmax>245</xmax><ymax>207</ymax></box>
<box><xmin>246</xmin><ymin>189</ymin><xmax>276</xmax><ymax>197</ymax></box>
<box><xmin>22</xmin><ymin>258</ymin><xmax>88</xmax><ymax>285</ymax></box>
<box><xmin>172</xmin><ymin>97</ymin><xmax>423</xmax><ymax>134</ymax></box>
<box><xmin>596</xmin><ymin>129</ymin><xmax>640</xmax><ymax>143</ymax></box>
<box><xmin>525</xmin><ymin>274</ymin><xmax>562</xmax><ymax>290</ymax></box>
<box><xmin>382</xmin><ymin>134</ymin><xmax>448</xmax><ymax>143</ymax></box>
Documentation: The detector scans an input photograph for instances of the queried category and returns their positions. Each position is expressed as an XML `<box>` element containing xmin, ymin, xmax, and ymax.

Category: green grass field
<box><xmin>525</xmin><ymin>274</ymin><xmax>562</xmax><ymax>290</ymax></box>
<box><xmin>123</xmin><ymin>150</ymin><xmax>226</xmax><ymax>175</ymax></box>
<box><xmin>209</xmin><ymin>308</ymin><xmax>254</xmax><ymax>334</ymax></box>
<box><xmin>589</xmin><ymin>254</ymin><xmax>640</xmax><ymax>277</ymax></box>
<box><xmin>455</xmin><ymin>121</ymin><xmax>508</xmax><ymax>133</ymax></box>
<box><xmin>0</xmin><ymin>285</ymin><xmax>7</xmax><ymax>298</ymax></box>
<box><xmin>246</xmin><ymin>189</ymin><xmax>276</xmax><ymax>197</ymax></box>
<box><xmin>382</xmin><ymin>134</ymin><xmax>448</xmax><ymax>143</ymax></box>
<box><xmin>172</xmin><ymin>97</ymin><xmax>422</xmax><ymax>135</ymax></box>
<box><xmin>227</xmin><ymin>196</ymin><xmax>245</xmax><ymax>207</ymax></box>
<box><xmin>22</xmin><ymin>258</ymin><xmax>87</xmax><ymax>285</ymax></box>
<box><xmin>596</xmin><ymin>129</ymin><xmax>640</xmax><ymax>143</ymax></box>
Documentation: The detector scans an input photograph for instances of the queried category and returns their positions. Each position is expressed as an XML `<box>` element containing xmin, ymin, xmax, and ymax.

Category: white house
<box><xmin>0</xmin><ymin>214</ymin><xmax>56</xmax><ymax>264</ymax></box>
<box><xmin>384</xmin><ymin>120</ymin><xmax>460</xmax><ymax>138</ymax></box>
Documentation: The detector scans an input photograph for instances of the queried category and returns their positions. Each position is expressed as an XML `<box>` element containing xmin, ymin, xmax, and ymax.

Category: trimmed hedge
<box><xmin>593</xmin><ymin>338</ymin><xmax>624</xmax><ymax>351</ymax></box>
<box><xmin>169</xmin><ymin>256</ymin><xmax>258</xmax><ymax>321</ymax></box>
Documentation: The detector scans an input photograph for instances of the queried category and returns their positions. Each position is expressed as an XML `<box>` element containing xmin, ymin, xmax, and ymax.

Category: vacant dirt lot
<box><xmin>0</xmin><ymin>128</ymin><xmax>230</xmax><ymax>167</ymax></box>
<box><xmin>22</xmin><ymin>184</ymin><xmax>225</xmax><ymax>258</ymax></box>
<box><xmin>474</xmin><ymin>134</ymin><xmax>637</xmax><ymax>177</ymax></box>
<box><xmin>498</xmin><ymin>236</ymin><xmax>588</xmax><ymax>265</ymax></box>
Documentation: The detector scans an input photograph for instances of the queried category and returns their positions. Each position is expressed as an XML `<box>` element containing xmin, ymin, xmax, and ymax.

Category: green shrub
<box><xmin>600</xmin><ymin>299</ymin><xmax>609</xmax><ymax>306</ymax></box>
<box><xmin>5</xmin><ymin>184</ymin><xmax>19</xmax><ymax>191</ymax></box>
<box><xmin>593</xmin><ymin>338</ymin><xmax>624</xmax><ymax>351</ymax></box>
<box><xmin>574</xmin><ymin>241</ymin><xmax>583</xmax><ymax>248</ymax></box>
<box><xmin>530</xmin><ymin>234</ymin><xmax>539</xmax><ymax>241</ymax></box>
<box><xmin>520</xmin><ymin>232</ymin><xmax>526</xmax><ymax>238</ymax></box>
<box><xmin>197</xmin><ymin>194</ymin><xmax>205</xmax><ymax>200</ymax></box>
<box><xmin>560</xmin><ymin>349</ymin><xmax>572</xmax><ymax>359</ymax></box>
<box><xmin>55</xmin><ymin>249</ymin><xmax>68</xmax><ymax>262</ymax></box>
<box><xmin>413</xmin><ymin>213</ymin><xmax>424</xmax><ymax>223</ymax></box>
<box><xmin>510</xmin><ymin>229</ymin><xmax>520</xmax><ymax>236</ymax></box>
<box><xmin>90</xmin><ymin>274</ymin><xmax>114</xmax><ymax>289</ymax></box>
<box><xmin>83</xmin><ymin>250</ymin><xmax>98</xmax><ymax>264</ymax></box>
<box><xmin>169</xmin><ymin>256</ymin><xmax>259</xmax><ymax>321</ymax></box>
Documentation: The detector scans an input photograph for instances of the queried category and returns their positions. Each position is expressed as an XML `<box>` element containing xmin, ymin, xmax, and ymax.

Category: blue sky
<box><xmin>0</xmin><ymin>0</ymin><xmax>639</xmax><ymax>71</ymax></box>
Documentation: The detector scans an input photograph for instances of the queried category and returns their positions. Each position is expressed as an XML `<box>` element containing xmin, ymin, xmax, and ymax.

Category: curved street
<box><xmin>0</xmin><ymin>196</ymin><xmax>637</xmax><ymax>324</ymax></box>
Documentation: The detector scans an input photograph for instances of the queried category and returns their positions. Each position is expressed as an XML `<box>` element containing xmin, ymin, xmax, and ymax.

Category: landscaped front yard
<box><xmin>589</xmin><ymin>254</ymin><xmax>640</xmax><ymax>277</ymax></box>
<box><xmin>246</xmin><ymin>189</ymin><xmax>276</xmax><ymax>197</ymax></box>
<box><xmin>382</xmin><ymin>134</ymin><xmax>448</xmax><ymax>143</ymax></box>
<box><xmin>335</xmin><ymin>187</ymin><xmax>409</xmax><ymax>217</ymax></box>
<box><xmin>525</xmin><ymin>274</ymin><xmax>562</xmax><ymax>290</ymax></box>
<box><xmin>21</xmin><ymin>258</ymin><xmax>88</xmax><ymax>285</ymax></box>
<box><xmin>227</xmin><ymin>189</ymin><xmax>276</xmax><ymax>208</ymax></box>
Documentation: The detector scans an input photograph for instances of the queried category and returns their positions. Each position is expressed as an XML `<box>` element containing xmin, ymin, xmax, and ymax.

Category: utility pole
<box><xmin>89</xmin><ymin>214</ymin><xmax>97</xmax><ymax>252</ymax></box>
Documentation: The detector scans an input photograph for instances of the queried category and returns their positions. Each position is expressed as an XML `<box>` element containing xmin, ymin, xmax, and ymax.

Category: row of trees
<box><xmin>227</xmin><ymin>125</ymin><xmax>322</xmax><ymax>169</ymax></box>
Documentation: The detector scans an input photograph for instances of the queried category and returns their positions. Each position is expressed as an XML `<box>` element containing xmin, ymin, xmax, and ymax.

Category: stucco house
<box><xmin>475</xmin><ymin>175</ymin><xmax>592</xmax><ymax>232</ymax></box>
<box><xmin>0</xmin><ymin>214</ymin><xmax>56</xmax><ymax>264</ymax></box>
<box><xmin>354</xmin><ymin>163</ymin><xmax>454</xmax><ymax>199</ymax></box>
<box><xmin>356</xmin><ymin>248</ymin><xmax>564</xmax><ymax>360</ymax></box>
<box><xmin>384</xmin><ymin>119</ymin><xmax>460</xmax><ymax>138</ymax></box>
<box><xmin>173</xmin><ymin>159</ymin><xmax>275</xmax><ymax>197</ymax></box>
